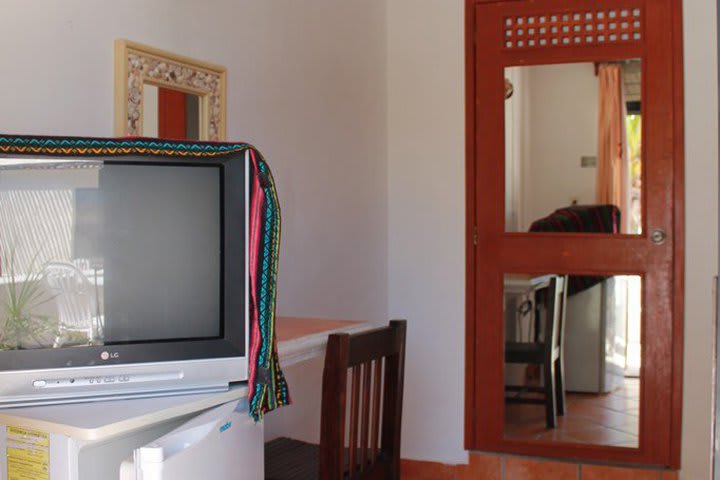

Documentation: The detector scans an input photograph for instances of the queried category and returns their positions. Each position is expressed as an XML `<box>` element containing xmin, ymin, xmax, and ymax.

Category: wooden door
<box><xmin>465</xmin><ymin>0</ymin><xmax>684</xmax><ymax>468</ymax></box>
<box><xmin>158</xmin><ymin>87</ymin><xmax>188</xmax><ymax>140</ymax></box>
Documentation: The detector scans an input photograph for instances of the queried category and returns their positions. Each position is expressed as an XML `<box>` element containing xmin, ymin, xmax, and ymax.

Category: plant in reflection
<box><xmin>626</xmin><ymin>114</ymin><xmax>642</xmax><ymax>234</ymax></box>
<box><xmin>0</xmin><ymin>249</ymin><xmax>60</xmax><ymax>350</ymax></box>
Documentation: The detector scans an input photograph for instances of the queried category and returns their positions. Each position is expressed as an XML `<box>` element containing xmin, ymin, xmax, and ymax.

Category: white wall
<box><xmin>387</xmin><ymin>0</ymin><xmax>467</xmax><ymax>464</ymax></box>
<box><xmin>680</xmin><ymin>1</ymin><xmax>718</xmax><ymax>478</ymax></box>
<box><xmin>523</xmin><ymin>63</ymin><xmax>598</xmax><ymax>229</ymax></box>
<box><xmin>142</xmin><ymin>85</ymin><xmax>159</xmax><ymax>138</ymax></box>
<box><xmin>505</xmin><ymin>67</ymin><xmax>528</xmax><ymax>232</ymax></box>
<box><xmin>0</xmin><ymin>0</ymin><xmax>388</xmax><ymax>442</ymax></box>
<box><xmin>387</xmin><ymin>1</ymin><xmax>719</xmax><ymax>478</ymax></box>
<box><xmin>505</xmin><ymin>63</ymin><xmax>599</xmax><ymax>231</ymax></box>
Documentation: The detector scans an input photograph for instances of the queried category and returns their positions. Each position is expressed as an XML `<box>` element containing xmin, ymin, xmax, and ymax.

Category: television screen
<box><xmin>0</xmin><ymin>159</ymin><xmax>224</xmax><ymax>350</ymax></box>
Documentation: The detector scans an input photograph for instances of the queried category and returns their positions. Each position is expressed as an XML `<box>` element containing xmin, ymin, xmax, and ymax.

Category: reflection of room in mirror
<box><xmin>504</xmin><ymin>60</ymin><xmax>642</xmax><ymax>234</ymax></box>
<box><xmin>503</xmin><ymin>273</ymin><xmax>640</xmax><ymax>447</ymax></box>
<box><xmin>142</xmin><ymin>84</ymin><xmax>201</xmax><ymax>140</ymax></box>
<box><xmin>0</xmin><ymin>162</ymin><xmax>105</xmax><ymax>350</ymax></box>
<box><xmin>0</xmin><ymin>161</ymin><xmax>222</xmax><ymax>351</ymax></box>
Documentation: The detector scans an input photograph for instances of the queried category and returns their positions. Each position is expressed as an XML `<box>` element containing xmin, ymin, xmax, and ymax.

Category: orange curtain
<box><xmin>596</xmin><ymin>64</ymin><xmax>628</xmax><ymax>232</ymax></box>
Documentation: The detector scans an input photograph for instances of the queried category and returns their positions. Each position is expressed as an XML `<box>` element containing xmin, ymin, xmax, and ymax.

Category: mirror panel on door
<box><xmin>505</xmin><ymin>61</ymin><xmax>642</xmax><ymax>234</ymax></box>
<box><xmin>503</xmin><ymin>273</ymin><xmax>641</xmax><ymax>448</ymax></box>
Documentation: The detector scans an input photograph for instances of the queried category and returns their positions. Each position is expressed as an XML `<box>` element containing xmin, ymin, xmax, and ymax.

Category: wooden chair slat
<box><xmin>370</xmin><ymin>358</ymin><xmax>383</xmax><ymax>464</ymax></box>
<box><xmin>359</xmin><ymin>361</ymin><xmax>372</xmax><ymax>470</ymax></box>
<box><xmin>318</xmin><ymin>331</ymin><xmax>349</xmax><ymax>480</ymax></box>
<box><xmin>379</xmin><ymin>321</ymin><xmax>406</xmax><ymax>478</ymax></box>
<box><xmin>349</xmin><ymin>365</ymin><xmax>361</xmax><ymax>477</ymax></box>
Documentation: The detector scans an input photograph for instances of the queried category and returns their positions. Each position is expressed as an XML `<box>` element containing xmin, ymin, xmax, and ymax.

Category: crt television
<box><xmin>0</xmin><ymin>150</ymin><xmax>248</xmax><ymax>407</ymax></box>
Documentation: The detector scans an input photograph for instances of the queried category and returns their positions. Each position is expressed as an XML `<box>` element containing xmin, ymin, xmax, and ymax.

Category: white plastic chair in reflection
<box><xmin>43</xmin><ymin>261</ymin><xmax>102</xmax><ymax>346</ymax></box>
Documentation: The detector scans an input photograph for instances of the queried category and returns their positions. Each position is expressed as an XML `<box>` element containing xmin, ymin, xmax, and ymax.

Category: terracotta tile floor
<box><xmin>505</xmin><ymin>378</ymin><xmax>639</xmax><ymax>447</ymax></box>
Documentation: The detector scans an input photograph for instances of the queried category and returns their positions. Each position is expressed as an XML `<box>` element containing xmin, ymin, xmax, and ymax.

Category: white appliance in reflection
<box><xmin>120</xmin><ymin>399</ymin><xmax>263</xmax><ymax>480</ymax></box>
<box><xmin>564</xmin><ymin>276</ymin><xmax>629</xmax><ymax>393</ymax></box>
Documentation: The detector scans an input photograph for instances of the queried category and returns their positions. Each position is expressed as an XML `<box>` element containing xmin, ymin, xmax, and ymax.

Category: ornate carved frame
<box><xmin>114</xmin><ymin>39</ymin><xmax>227</xmax><ymax>141</ymax></box>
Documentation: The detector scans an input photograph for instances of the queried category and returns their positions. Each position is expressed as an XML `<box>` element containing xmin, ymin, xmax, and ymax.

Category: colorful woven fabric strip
<box><xmin>247</xmin><ymin>149</ymin><xmax>290</xmax><ymax>419</ymax></box>
<box><xmin>0</xmin><ymin>134</ymin><xmax>290</xmax><ymax>420</ymax></box>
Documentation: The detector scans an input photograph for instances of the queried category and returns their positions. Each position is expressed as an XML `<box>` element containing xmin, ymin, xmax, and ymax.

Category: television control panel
<box><xmin>32</xmin><ymin>372</ymin><xmax>183</xmax><ymax>389</ymax></box>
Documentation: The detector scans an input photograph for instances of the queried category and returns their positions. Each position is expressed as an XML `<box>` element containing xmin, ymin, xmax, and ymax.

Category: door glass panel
<box><xmin>504</xmin><ymin>60</ymin><xmax>642</xmax><ymax>234</ymax></box>
<box><xmin>503</xmin><ymin>273</ymin><xmax>641</xmax><ymax>447</ymax></box>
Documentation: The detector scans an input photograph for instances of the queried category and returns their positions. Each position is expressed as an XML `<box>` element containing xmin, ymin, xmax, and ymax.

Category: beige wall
<box><xmin>387</xmin><ymin>0</ymin><xmax>719</xmax><ymax>478</ymax></box>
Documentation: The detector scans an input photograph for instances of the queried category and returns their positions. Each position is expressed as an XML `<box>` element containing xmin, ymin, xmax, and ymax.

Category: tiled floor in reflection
<box><xmin>505</xmin><ymin>378</ymin><xmax>639</xmax><ymax>447</ymax></box>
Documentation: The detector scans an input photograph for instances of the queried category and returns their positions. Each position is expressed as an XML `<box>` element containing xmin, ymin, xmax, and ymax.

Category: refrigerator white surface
<box><xmin>564</xmin><ymin>277</ymin><xmax>628</xmax><ymax>393</ymax></box>
<box><xmin>121</xmin><ymin>399</ymin><xmax>263</xmax><ymax>480</ymax></box>
<box><xmin>0</xmin><ymin>385</ymin><xmax>251</xmax><ymax>479</ymax></box>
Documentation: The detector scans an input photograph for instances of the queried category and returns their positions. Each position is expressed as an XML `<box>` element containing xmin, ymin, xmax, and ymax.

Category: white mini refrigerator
<box><xmin>0</xmin><ymin>387</ymin><xmax>263</xmax><ymax>480</ymax></box>
<box><xmin>564</xmin><ymin>277</ymin><xmax>629</xmax><ymax>393</ymax></box>
<box><xmin>120</xmin><ymin>400</ymin><xmax>263</xmax><ymax>480</ymax></box>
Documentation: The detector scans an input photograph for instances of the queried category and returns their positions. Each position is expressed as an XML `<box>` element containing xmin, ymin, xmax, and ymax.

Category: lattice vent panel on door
<box><xmin>503</xmin><ymin>8</ymin><xmax>642</xmax><ymax>50</ymax></box>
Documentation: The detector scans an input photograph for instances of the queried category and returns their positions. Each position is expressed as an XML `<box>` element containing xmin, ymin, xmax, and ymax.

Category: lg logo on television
<box><xmin>100</xmin><ymin>351</ymin><xmax>120</xmax><ymax>360</ymax></box>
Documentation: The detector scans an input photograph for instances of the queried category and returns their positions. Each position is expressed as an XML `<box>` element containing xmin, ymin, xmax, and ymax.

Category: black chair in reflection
<box><xmin>505</xmin><ymin>275</ymin><xmax>568</xmax><ymax>429</ymax></box>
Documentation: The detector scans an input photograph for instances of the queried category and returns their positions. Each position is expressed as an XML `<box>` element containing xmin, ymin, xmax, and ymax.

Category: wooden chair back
<box><xmin>319</xmin><ymin>320</ymin><xmax>407</xmax><ymax>480</ymax></box>
<box><xmin>544</xmin><ymin>276</ymin><xmax>567</xmax><ymax>360</ymax></box>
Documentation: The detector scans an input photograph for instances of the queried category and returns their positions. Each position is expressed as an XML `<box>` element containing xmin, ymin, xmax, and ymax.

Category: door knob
<box><xmin>650</xmin><ymin>228</ymin><xmax>667</xmax><ymax>245</ymax></box>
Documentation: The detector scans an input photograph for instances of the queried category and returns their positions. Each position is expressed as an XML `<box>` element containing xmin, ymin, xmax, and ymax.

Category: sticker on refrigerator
<box><xmin>6</xmin><ymin>426</ymin><xmax>49</xmax><ymax>480</ymax></box>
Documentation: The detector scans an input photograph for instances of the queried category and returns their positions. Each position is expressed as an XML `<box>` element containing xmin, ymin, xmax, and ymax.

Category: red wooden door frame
<box><xmin>158</xmin><ymin>87</ymin><xmax>188</xmax><ymax>140</ymax></box>
<box><xmin>464</xmin><ymin>0</ymin><xmax>684</xmax><ymax>468</ymax></box>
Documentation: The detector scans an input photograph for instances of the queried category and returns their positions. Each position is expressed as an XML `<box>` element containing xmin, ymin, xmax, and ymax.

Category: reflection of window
<box><xmin>626</xmin><ymin>113</ymin><xmax>642</xmax><ymax>235</ymax></box>
<box><xmin>0</xmin><ymin>164</ymin><xmax>102</xmax><ymax>277</ymax></box>
<box><xmin>0</xmin><ymin>189</ymin><xmax>74</xmax><ymax>276</ymax></box>
<box><xmin>73</xmin><ymin>188</ymin><xmax>103</xmax><ymax>263</ymax></box>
